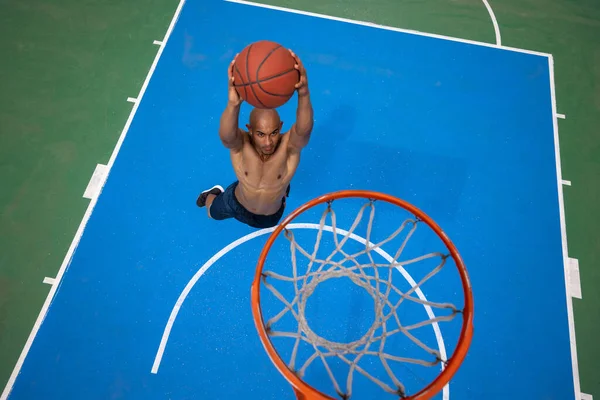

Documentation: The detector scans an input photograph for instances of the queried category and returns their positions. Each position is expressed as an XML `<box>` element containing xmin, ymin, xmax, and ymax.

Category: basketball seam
<box><xmin>233</xmin><ymin>67</ymin><xmax>296</xmax><ymax>87</ymax></box>
<box><xmin>256</xmin><ymin>80</ymin><xmax>297</xmax><ymax>98</ymax></box>
<box><xmin>255</xmin><ymin>44</ymin><xmax>282</xmax><ymax>85</ymax></box>
<box><xmin>245</xmin><ymin>44</ymin><xmax>267</xmax><ymax>108</ymax></box>
<box><xmin>255</xmin><ymin>45</ymin><xmax>297</xmax><ymax>99</ymax></box>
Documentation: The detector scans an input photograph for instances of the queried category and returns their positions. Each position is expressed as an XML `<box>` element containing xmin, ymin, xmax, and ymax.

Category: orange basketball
<box><xmin>233</xmin><ymin>40</ymin><xmax>300</xmax><ymax>109</ymax></box>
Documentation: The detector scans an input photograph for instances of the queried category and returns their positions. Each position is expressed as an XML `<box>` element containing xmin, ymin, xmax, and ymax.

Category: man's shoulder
<box><xmin>282</xmin><ymin>130</ymin><xmax>303</xmax><ymax>155</ymax></box>
<box><xmin>240</xmin><ymin>129</ymin><xmax>250</xmax><ymax>139</ymax></box>
<box><xmin>229</xmin><ymin>130</ymin><xmax>250</xmax><ymax>153</ymax></box>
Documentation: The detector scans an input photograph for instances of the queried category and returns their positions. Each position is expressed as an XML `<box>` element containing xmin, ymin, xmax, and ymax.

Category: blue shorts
<box><xmin>208</xmin><ymin>181</ymin><xmax>290</xmax><ymax>229</ymax></box>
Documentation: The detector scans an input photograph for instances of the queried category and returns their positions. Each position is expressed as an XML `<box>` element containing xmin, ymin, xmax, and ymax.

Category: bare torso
<box><xmin>230</xmin><ymin>131</ymin><xmax>300</xmax><ymax>215</ymax></box>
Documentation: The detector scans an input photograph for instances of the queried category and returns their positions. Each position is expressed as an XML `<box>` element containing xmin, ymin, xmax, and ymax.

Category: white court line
<box><xmin>42</xmin><ymin>277</ymin><xmax>56</xmax><ymax>285</ymax></box>
<box><xmin>224</xmin><ymin>0</ymin><xmax>550</xmax><ymax>57</ymax></box>
<box><xmin>562</xmin><ymin>180</ymin><xmax>572</xmax><ymax>186</ymax></box>
<box><xmin>153</xmin><ymin>40</ymin><xmax>163</xmax><ymax>45</ymax></box>
<box><xmin>581</xmin><ymin>393</ymin><xmax>593</xmax><ymax>400</ymax></box>
<box><xmin>548</xmin><ymin>56</ymin><xmax>581</xmax><ymax>400</ymax></box>
<box><xmin>127</xmin><ymin>97</ymin><xmax>137</xmax><ymax>103</ymax></box>
<box><xmin>481</xmin><ymin>0</ymin><xmax>501</xmax><ymax>46</ymax></box>
<box><xmin>151</xmin><ymin>222</ymin><xmax>451</xmax><ymax>400</ymax></box>
<box><xmin>0</xmin><ymin>0</ymin><xmax>188</xmax><ymax>399</ymax></box>
<box><xmin>557</xmin><ymin>113</ymin><xmax>566</xmax><ymax>119</ymax></box>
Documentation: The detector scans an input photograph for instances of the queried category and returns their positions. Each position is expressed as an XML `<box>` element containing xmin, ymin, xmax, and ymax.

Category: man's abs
<box><xmin>234</xmin><ymin>180</ymin><xmax>289</xmax><ymax>216</ymax></box>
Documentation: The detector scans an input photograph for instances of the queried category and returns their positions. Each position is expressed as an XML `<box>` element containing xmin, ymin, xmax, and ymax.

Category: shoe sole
<box><xmin>197</xmin><ymin>184</ymin><xmax>225</xmax><ymax>208</ymax></box>
<box><xmin>202</xmin><ymin>184</ymin><xmax>224</xmax><ymax>195</ymax></box>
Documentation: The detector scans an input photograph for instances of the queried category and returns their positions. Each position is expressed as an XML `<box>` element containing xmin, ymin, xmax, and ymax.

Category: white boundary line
<box><xmin>562</xmin><ymin>179</ymin><xmax>572</xmax><ymax>186</ymax></box>
<box><xmin>151</xmin><ymin>222</ymin><xmax>451</xmax><ymax>400</ymax></box>
<box><xmin>481</xmin><ymin>0</ymin><xmax>501</xmax><ymax>46</ymax></box>
<box><xmin>127</xmin><ymin>97</ymin><xmax>137</xmax><ymax>103</ymax></box>
<box><xmin>153</xmin><ymin>40</ymin><xmax>163</xmax><ymax>46</ymax></box>
<box><xmin>557</xmin><ymin>113</ymin><xmax>566</xmax><ymax>119</ymax></box>
<box><xmin>224</xmin><ymin>0</ymin><xmax>550</xmax><ymax>57</ymax></box>
<box><xmin>548</xmin><ymin>56</ymin><xmax>581</xmax><ymax>400</ymax></box>
<box><xmin>0</xmin><ymin>0</ymin><xmax>187</xmax><ymax>398</ymax></box>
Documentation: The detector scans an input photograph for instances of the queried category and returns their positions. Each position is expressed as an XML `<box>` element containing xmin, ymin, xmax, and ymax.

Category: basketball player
<box><xmin>196</xmin><ymin>50</ymin><xmax>314</xmax><ymax>228</ymax></box>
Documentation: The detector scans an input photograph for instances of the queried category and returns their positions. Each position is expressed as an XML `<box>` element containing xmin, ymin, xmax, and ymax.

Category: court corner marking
<box><xmin>223</xmin><ymin>0</ymin><xmax>550</xmax><ymax>57</ymax></box>
<box><xmin>42</xmin><ymin>277</ymin><xmax>56</xmax><ymax>285</ymax></box>
<box><xmin>83</xmin><ymin>164</ymin><xmax>108</xmax><ymax>200</ymax></box>
<box><xmin>153</xmin><ymin>40</ymin><xmax>163</xmax><ymax>46</ymax></box>
<box><xmin>127</xmin><ymin>97</ymin><xmax>138</xmax><ymax>103</ymax></box>
<box><xmin>151</xmin><ymin>223</ymin><xmax>451</xmax><ymax>400</ymax></box>
<box><xmin>581</xmin><ymin>393</ymin><xmax>593</xmax><ymax>400</ymax></box>
<box><xmin>0</xmin><ymin>0</ymin><xmax>188</xmax><ymax>399</ymax></box>
<box><xmin>562</xmin><ymin>179</ymin><xmax>572</xmax><ymax>186</ymax></box>
<box><xmin>557</xmin><ymin>113</ymin><xmax>566</xmax><ymax>119</ymax></box>
<box><xmin>568</xmin><ymin>258</ymin><xmax>582</xmax><ymax>299</ymax></box>
<box><xmin>548</xmin><ymin>56</ymin><xmax>581</xmax><ymax>400</ymax></box>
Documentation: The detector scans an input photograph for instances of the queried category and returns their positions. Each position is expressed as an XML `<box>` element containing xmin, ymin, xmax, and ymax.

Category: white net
<box><xmin>259</xmin><ymin>199</ymin><xmax>464</xmax><ymax>399</ymax></box>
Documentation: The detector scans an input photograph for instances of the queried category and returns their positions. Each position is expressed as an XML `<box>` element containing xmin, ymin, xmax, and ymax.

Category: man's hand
<box><xmin>289</xmin><ymin>50</ymin><xmax>309</xmax><ymax>97</ymax></box>
<box><xmin>228</xmin><ymin>54</ymin><xmax>243</xmax><ymax>106</ymax></box>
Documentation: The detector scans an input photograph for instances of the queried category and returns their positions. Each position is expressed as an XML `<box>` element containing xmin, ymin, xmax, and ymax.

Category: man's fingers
<box><xmin>289</xmin><ymin>49</ymin><xmax>301</xmax><ymax>64</ymax></box>
<box><xmin>289</xmin><ymin>49</ymin><xmax>307</xmax><ymax>86</ymax></box>
<box><xmin>295</xmin><ymin>77</ymin><xmax>306</xmax><ymax>88</ymax></box>
<box><xmin>229</xmin><ymin>53</ymin><xmax>239</xmax><ymax>71</ymax></box>
<box><xmin>228</xmin><ymin>67</ymin><xmax>235</xmax><ymax>85</ymax></box>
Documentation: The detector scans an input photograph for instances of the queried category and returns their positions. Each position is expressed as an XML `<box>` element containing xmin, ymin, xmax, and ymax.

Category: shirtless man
<box><xmin>196</xmin><ymin>50</ymin><xmax>314</xmax><ymax>228</ymax></box>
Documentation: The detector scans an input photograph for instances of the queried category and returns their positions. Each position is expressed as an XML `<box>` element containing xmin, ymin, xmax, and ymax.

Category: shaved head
<box><xmin>246</xmin><ymin>108</ymin><xmax>284</xmax><ymax>158</ymax></box>
<box><xmin>249</xmin><ymin>108</ymin><xmax>281</xmax><ymax>129</ymax></box>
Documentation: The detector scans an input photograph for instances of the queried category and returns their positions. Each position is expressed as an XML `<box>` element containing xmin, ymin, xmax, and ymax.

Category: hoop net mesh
<box><xmin>259</xmin><ymin>199</ymin><xmax>466</xmax><ymax>399</ymax></box>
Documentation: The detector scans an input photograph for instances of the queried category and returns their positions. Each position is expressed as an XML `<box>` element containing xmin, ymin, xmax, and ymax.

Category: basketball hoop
<box><xmin>251</xmin><ymin>190</ymin><xmax>474</xmax><ymax>399</ymax></box>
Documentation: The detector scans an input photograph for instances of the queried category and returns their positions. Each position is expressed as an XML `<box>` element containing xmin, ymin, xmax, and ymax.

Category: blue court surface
<box><xmin>2</xmin><ymin>0</ymin><xmax>577</xmax><ymax>399</ymax></box>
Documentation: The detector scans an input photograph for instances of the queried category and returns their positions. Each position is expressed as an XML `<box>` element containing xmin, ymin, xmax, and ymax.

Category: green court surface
<box><xmin>1</xmin><ymin>0</ymin><xmax>598</xmax><ymax>397</ymax></box>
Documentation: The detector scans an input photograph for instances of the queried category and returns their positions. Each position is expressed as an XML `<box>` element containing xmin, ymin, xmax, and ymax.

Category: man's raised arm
<box><xmin>219</xmin><ymin>56</ymin><xmax>244</xmax><ymax>152</ymax></box>
<box><xmin>288</xmin><ymin>51</ymin><xmax>314</xmax><ymax>152</ymax></box>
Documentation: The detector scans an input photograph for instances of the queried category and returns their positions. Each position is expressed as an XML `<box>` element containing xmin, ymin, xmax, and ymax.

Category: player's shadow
<box><xmin>291</xmin><ymin>103</ymin><xmax>355</xmax><ymax>198</ymax></box>
<box><xmin>292</xmin><ymin>104</ymin><xmax>467</xmax><ymax>222</ymax></box>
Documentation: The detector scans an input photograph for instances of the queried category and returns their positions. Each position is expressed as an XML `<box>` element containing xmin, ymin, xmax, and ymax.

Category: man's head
<box><xmin>246</xmin><ymin>108</ymin><xmax>284</xmax><ymax>157</ymax></box>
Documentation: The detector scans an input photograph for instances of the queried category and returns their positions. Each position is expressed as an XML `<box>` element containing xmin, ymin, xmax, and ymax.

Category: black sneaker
<box><xmin>196</xmin><ymin>185</ymin><xmax>224</xmax><ymax>207</ymax></box>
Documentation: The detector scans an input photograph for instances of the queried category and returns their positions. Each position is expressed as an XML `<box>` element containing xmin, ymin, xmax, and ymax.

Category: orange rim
<box><xmin>251</xmin><ymin>190</ymin><xmax>474</xmax><ymax>399</ymax></box>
